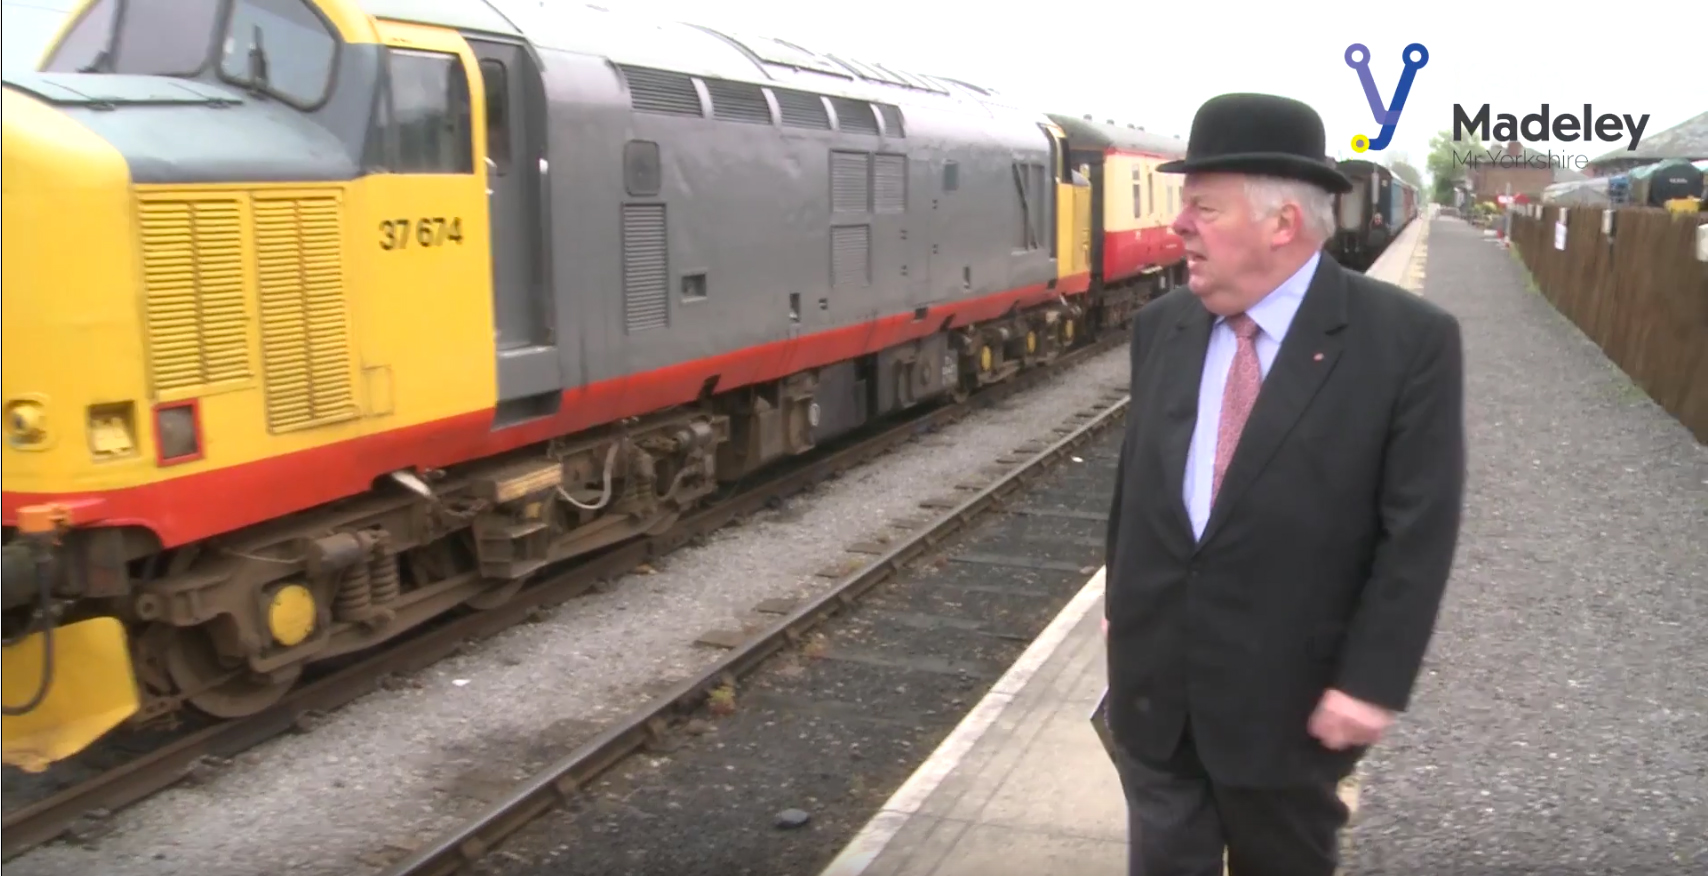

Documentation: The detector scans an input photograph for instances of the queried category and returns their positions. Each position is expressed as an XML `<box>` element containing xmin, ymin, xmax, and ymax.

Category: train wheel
<box><xmin>163</xmin><ymin>626</ymin><xmax>302</xmax><ymax>719</ymax></box>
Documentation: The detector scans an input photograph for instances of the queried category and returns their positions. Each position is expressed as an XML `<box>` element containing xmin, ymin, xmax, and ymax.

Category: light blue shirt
<box><xmin>1182</xmin><ymin>251</ymin><xmax>1320</xmax><ymax>540</ymax></box>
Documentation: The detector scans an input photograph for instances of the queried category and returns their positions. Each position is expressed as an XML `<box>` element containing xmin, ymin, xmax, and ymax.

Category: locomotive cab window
<box><xmin>218</xmin><ymin>0</ymin><xmax>338</xmax><ymax>107</ymax></box>
<box><xmin>43</xmin><ymin>0</ymin><xmax>224</xmax><ymax>76</ymax></box>
<box><xmin>40</xmin><ymin>0</ymin><xmax>336</xmax><ymax>107</ymax></box>
<box><xmin>368</xmin><ymin>48</ymin><xmax>475</xmax><ymax>175</ymax></box>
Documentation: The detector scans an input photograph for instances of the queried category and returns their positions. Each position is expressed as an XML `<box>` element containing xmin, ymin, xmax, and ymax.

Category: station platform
<box><xmin>817</xmin><ymin>203</ymin><xmax>1708</xmax><ymax>875</ymax></box>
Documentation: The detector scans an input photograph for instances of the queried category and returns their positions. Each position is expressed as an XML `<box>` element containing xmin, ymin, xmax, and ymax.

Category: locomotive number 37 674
<box><xmin>379</xmin><ymin>217</ymin><xmax>464</xmax><ymax>250</ymax></box>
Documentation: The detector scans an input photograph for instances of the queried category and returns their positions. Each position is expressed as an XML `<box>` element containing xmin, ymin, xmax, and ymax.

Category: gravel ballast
<box><xmin>1348</xmin><ymin>218</ymin><xmax>1708</xmax><ymax>874</ymax></box>
<box><xmin>4</xmin><ymin>343</ymin><xmax>1135</xmax><ymax>876</ymax></box>
<box><xmin>478</xmin><ymin>425</ymin><xmax>1126</xmax><ymax>876</ymax></box>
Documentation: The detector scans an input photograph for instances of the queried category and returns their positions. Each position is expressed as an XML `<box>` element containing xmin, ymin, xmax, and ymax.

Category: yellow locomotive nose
<box><xmin>2</xmin><ymin>84</ymin><xmax>148</xmax><ymax>771</ymax></box>
<box><xmin>3</xmin><ymin>85</ymin><xmax>153</xmax><ymax>492</ymax></box>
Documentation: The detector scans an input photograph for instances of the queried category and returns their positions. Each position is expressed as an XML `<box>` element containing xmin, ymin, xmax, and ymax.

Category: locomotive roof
<box><xmin>358</xmin><ymin>0</ymin><xmax>1023</xmax><ymax>115</ymax></box>
<box><xmin>1045</xmin><ymin>113</ymin><xmax>1187</xmax><ymax>157</ymax></box>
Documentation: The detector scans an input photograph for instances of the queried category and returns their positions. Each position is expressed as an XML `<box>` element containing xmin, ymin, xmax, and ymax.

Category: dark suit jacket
<box><xmin>1103</xmin><ymin>254</ymin><xmax>1466</xmax><ymax>790</ymax></box>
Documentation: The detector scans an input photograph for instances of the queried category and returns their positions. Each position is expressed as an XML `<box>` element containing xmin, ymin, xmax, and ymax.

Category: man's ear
<box><xmin>1270</xmin><ymin>203</ymin><xmax>1303</xmax><ymax>248</ymax></box>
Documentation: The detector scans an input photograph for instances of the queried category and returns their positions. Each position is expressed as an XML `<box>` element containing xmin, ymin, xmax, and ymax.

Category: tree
<box><xmin>1424</xmin><ymin>129</ymin><xmax>1480</xmax><ymax>205</ymax></box>
<box><xmin>1388</xmin><ymin>159</ymin><xmax>1423</xmax><ymax>189</ymax></box>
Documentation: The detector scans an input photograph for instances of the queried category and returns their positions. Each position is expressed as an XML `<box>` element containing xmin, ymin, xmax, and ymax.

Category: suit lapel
<box><xmin>1156</xmin><ymin>305</ymin><xmax>1214</xmax><ymax>545</ymax></box>
<box><xmin>1197</xmin><ymin>257</ymin><xmax>1350</xmax><ymax>549</ymax></box>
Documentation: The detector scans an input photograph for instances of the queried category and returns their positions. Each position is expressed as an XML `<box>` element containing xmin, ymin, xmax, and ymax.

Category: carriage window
<box><xmin>219</xmin><ymin>0</ymin><xmax>338</xmax><ymax>107</ymax></box>
<box><xmin>43</xmin><ymin>0</ymin><xmax>222</xmax><ymax>76</ymax></box>
<box><xmin>387</xmin><ymin>49</ymin><xmax>474</xmax><ymax>174</ymax></box>
<box><xmin>480</xmin><ymin>59</ymin><xmax>511</xmax><ymax>176</ymax></box>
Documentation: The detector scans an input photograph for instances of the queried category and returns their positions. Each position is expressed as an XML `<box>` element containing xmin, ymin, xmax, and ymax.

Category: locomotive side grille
<box><xmin>829</xmin><ymin>97</ymin><xmax>880</xmax><ymax>135</ymax></box>
<box><xmin>831</xmin><ymin>224</ymin><xmax>871</xmax><ymax>289</ymax></box>
<box><xmin>138</xmin><ymin>197</ymin><xmax>253</xmax><ymax>392</ymax></box>
<box><xmin>706</xmin><ymin>79</ymin><xmax>772</xmax><ymax>125</ymax></box>
<box><xmin>618</xmin><ymin>65</ymin><xmax>703</xmax><ymax>117</ymax></box>
<box><xmin>874</xmin><ymin>154</ymin><xmax>907</xmax><ymax>213</ymax></box>
<box><xmin>774</xmin><ymin>89</ymin><xmax>831</xmax><ymax>130</ymax></box>
<box><xmin>876</xmin><ymin>103</ymin><xmax>906</xmax><ymax>137</ymax></box>
<box><xmin>831</xmin><ymin>150</ymin><xmax>871</xmax><ymax>213</ymax></box>
<box><xmin>253</xmin><ymin>194</ymin><xmax>359</xmax><ymax>432</ymax></box>
<box><xmin>622</xmin><ymin>203</ymin><xmax>670</xmax><ymax>333</ymax></box>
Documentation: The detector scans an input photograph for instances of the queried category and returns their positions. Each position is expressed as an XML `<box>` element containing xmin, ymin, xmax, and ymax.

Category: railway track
<box><xmin>372</xmin><ymin>378</ymin><xmax>1130</xmax><ymax>875</ymax></box>
<box><xmin>1</xmin><ymin>325</ymin><xmax>1131</xmax><ymax>862</ymax></box>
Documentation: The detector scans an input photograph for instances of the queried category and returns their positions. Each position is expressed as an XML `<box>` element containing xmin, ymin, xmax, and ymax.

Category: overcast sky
<box><xmin>5</xmin><ymin>0</ymin><xmax>1702</xmax><ymax>182</ymax></box>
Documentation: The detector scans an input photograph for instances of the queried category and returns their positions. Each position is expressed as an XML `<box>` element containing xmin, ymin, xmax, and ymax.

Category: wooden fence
<box><xmin>1508</xmin><ymin>206</ymin><xmax>1708</xmax><ymax>444</ymax></box>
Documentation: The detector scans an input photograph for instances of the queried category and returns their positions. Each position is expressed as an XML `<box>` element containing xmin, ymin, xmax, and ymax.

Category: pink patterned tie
<box><xmin>1212</xmin><ymin>313</ymin><xmax>1262</xmax><ymax>505</ymax></box>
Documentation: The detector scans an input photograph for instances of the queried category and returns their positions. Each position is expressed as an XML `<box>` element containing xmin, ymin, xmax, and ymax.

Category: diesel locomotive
<box><xmin>1</xmin><ymin>0</ymin><xmax>1191</xmax><ymax>770</ymax></box>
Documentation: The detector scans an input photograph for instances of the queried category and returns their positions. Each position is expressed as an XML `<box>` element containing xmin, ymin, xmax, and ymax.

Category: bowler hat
<box><xmin>1157</xmin><ymin>93</ymin><xmax>1353</xmax><ymax>194</ymax></box>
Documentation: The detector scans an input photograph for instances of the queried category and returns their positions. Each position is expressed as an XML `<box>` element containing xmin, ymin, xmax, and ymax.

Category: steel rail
<box><xmin>378</xmin><ymin>389</ymin><xmax>1131</xmax><ymax>876</ymax></box>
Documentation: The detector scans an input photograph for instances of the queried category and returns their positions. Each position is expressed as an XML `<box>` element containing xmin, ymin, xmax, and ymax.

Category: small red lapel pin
<box><xmin>1312</xmin><ymin>352</ymin><xmax>1324</xmax><ymax>361</ymax></box>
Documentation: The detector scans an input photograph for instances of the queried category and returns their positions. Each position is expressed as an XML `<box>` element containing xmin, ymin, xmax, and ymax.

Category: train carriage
<box><xmin>1329</xmin><ymin>159</ymin><xmax>1402</xmax><ymax>271</ymax></box>
<box><xmin>1044</xmin><ymin>114</ymin><xmax>1189</xmax><ymax>326</ymax></box>
<box><xmin>1386</xmin><ymin>174</ymin><xmax>1417</xmax><ymax>231</ymax></box>
<box><xmin>3</xmin><ymin>0</ymin><xmax>1127</xmax><ymax>770</ymax></box>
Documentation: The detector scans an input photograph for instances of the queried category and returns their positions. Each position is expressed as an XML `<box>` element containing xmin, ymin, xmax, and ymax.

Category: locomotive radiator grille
<box><xmin>874</xmin><ymin>154</ymin><xmax>907</xmax><ymax>213</ymax></box>
<box><xmin>831</xmin><ymin>151</ymin><xmax>871</xmax><ymax>214</ymax></box>
<box><xmin>831</xmin><ymin>225</ymin><xmax>871</xmax><ymax>289</ymax></box>
<box><xmin>622</xmin><ymin>203</ymin><xmax>670</xmax><ymax>333</ymax></box>
<box><xmin>138</xmin><ymin>197</ymin><xmax>253</xmax><ymax>393</ymax></box>
<box><xmin>705</xmin><ymin>79</ymin><xmax>771</xmax><ymax>125</ymax></box>
<box><xmin>617</xmin><ymin>65</ymin><xmax>703</xmax><ymax>117</ymax></box>
<box><xmin>253</xmin><ymin>193</ymin><xmax>359</xmax><ymax>432</ymax></box>
<box><xmin>773</xmin><ymin>89</ymin><xmax>831</xmax><ymax>130</ymax></box>
<box><xmin>829</xmin><ymin>97</ymin><xmax>880</xmax><ymax>135</ymax></box>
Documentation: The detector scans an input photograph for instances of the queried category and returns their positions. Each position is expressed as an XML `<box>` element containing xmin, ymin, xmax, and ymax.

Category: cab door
<box><xmin>466</xmin><ymin>37</ymin><xmax>562</xmax><ymax>417</ymax></box>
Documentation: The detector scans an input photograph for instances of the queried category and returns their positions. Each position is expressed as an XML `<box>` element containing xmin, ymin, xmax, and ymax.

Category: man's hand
<box><xmin>1308</xmin><ymin>688</ymin><xmax>1393</xmax><ymax>750</ymax></box>
<box><xmin>1102</xmin><ymin>616</ymin><xmax>1108</xmax><ymax>638</ymax></box>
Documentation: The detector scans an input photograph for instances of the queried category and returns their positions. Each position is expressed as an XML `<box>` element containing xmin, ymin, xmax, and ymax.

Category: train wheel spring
<box><xmin>368</xmin><ymin>533</ymin><xmax>401</xmax><ymax>606</ymax></box>
<box><xmin>334</xmin><ymin>562</ymin><xmax>374</xmax><ymax>622</ymax></box>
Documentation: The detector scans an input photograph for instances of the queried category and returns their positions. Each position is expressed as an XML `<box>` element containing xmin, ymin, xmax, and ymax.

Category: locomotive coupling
<box><xmin>2</xmin><ymin>503</ymin><xmax>70</xmax><ymax>611</ymax></box>
<box><xmin>1</xmin><ymin>542</ymin><xmax>43</xmax><ymax>611</ymax></box>
<box><xmin>2</xmin><ymin>505</ymin><xmax>141</xmax><ymax>772</ymax></box>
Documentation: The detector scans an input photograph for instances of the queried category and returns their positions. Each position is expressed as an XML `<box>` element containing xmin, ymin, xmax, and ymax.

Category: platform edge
<box><xmin>815</xmin><ymin>566</ymin><xmax>1108</xmax><ymax>876</ymax></box>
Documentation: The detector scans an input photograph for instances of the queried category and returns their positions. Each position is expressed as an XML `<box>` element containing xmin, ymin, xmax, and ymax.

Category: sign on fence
<box><xmin>1554</xmin><ymin>221</ymin><xmax>1567</xmax><ymax>250</ymax></box>
<box><xmin>1698</xmin><ymin>224</ymin><xmax>1707</xmax><ymax>262</ymax></box>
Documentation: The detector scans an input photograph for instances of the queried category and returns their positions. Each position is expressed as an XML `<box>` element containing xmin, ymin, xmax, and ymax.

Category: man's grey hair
<box><xmin>1243</xmin><ymin>175</ymin><xmax>1337</xmax><ymax>243</ymax></box>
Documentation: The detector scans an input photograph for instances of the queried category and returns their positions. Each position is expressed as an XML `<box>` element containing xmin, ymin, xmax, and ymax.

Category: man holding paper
<box><xmin>1100</xmin><ymin>92</ymin><xmax>1467</xmax><ymax>876</ymax></box>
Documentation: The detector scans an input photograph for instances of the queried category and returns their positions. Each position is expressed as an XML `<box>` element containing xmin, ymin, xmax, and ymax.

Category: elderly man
<box><xmin>1101</xmin><ymin>93</ymin><xmax>1466</xmax><ymax>875</ymax></box>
